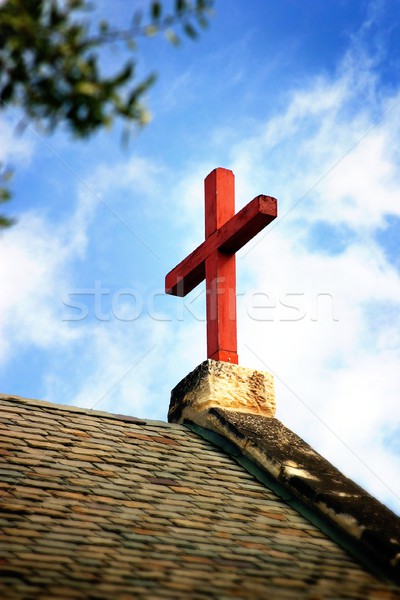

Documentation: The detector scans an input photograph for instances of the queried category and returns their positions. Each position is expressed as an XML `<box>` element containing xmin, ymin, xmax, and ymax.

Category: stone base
<box><xmin>168</xmin><ymin>359</ymin><xmax>275</xmax><ymax>424</ymax></box>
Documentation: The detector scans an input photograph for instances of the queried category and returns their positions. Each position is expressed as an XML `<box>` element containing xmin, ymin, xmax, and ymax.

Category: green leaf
<box><xmin>2</xmin><ymin>169</ymin><xmax>13</xmax><ymax>183</ymax></box>
<box><xmin>99</xmin><ymin>20</ymin><xmax>109</xmax><ymax>34</ymax></box>
<box><xmin>0</xmin><ymin>82</ymin><xmax>14</xmax><ymax>103</ymax></box>
<box><xmin>183</xmin><ymin>22</ymin><xmax>198</xmax><ymax>39</ymax></box>
<box><xmin>145</xmin><ymin>25</ymin><xmax>157</xmax><ymax>37</ymax></box>
<box><xmin>151</xmin><ymin>1</ymin><xmax>161</xmax><ymax>21</ymax></box>
<box><xmin>126</xmin><ymin>39</ymin><xmax>136</xmax><ymax>51</ymax></box>
<box><xmin>176</xmin><ymin>0</ymin><xmax>187</xmax><ymax>14</ymax></box>
<box><xmin>0</xmin><ymin>214</ymin><xmax>15</xmax><ymax>228</ymax></box>
<box><xmin>74</xmin><ymin>82</ymin><xmax>99</xmax><ymax>95</ymax></box>
<box><xmin>197</xmin><ymin>14</ymin><xmax>209</xmax><ymax>29</ymax></box>
<box><xmin>131</xmin><ymin>9</ymin><xmax>143</xmax><ymax>27</ymax></box>
<box><xmin>0</xmin><ymin>188</ymin><xmax>11</xmax><ymax>203</ymax></box>
<box><xmin>165</xmin><ymin>29</ymin><xmax>181</xmax><ymax>46</ymax></box>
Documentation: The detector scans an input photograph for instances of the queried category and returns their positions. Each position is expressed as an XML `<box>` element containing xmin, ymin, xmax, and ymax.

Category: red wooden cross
<box><xmin>165</xmin><ymin>168</ymin><xmax>277</xmax><ymax>364</ymax></box>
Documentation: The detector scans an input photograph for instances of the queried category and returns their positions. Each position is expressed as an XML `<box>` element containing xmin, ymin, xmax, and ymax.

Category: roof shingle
<box><xmin>0</xmin><ymin>394</ymin><xmax>399</xmax><ymax>599</ymax></box>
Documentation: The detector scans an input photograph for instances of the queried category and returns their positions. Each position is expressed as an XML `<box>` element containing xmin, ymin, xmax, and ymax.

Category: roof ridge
<box><xmin>0</xmin><ymin>393</ymin><xmax>178</xmax><ymax>428</ymax></box>
<box><xmin>186</xmin><ymin>408</ymin><xmax>400</xmax><ymax>585</ymax></box>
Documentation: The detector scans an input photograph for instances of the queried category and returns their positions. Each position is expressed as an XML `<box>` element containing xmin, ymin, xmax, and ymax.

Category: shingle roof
<box><xmin>190</xmin><ymin>408</ymin><xmax>400</xmax><ymax>581</ymax></box>
<box><xmin>0</xmin><ymin>393</ymin><xmax>399</xmax><ymax>599</ymax></box>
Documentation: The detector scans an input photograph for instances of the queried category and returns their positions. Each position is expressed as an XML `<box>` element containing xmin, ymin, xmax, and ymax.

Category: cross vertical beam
<box><xmin>205</xmin><ymin>169</ymin><xmax>238</xmax><ymax>363</ymax></box>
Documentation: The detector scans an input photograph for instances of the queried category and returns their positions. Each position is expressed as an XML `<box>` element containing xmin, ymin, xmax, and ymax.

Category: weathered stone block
<box><xmin>168</xmin><ymin>359</ymin><xmax>275</xmax><ymax>424</ymax></box>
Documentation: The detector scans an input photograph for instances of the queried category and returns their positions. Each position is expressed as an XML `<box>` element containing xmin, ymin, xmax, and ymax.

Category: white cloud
<box><xmin>223</xmin><ymin>46</ymin><xmax>400</xmax><ymax>512</ymax></box>
<box><xmin>0</xmin><ymin>151</ymin><xmax>179</xmax><ymax>419</ymax></box>
<box><xmin>0</xmin><ymin>209</ymin><xmax>88</xmax><ymax>365</ymax></box>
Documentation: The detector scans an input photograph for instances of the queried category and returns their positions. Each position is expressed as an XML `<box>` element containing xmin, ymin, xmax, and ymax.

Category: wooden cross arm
<box><xmin>165</xmin><ymin>195</ymin><xmax>277</xmax><ymax>297</ymax></box>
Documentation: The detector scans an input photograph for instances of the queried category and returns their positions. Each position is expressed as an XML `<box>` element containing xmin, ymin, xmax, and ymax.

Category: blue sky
<box><xmin>1</xmin><ymin>0</ymin><xmax>400</xmax><ymax>514</ymax></box>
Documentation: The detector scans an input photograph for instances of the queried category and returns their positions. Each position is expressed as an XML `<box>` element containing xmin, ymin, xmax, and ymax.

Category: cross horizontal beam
<box><xmin>165</xmin><ymin>194</ymin><xmax>277</xmax><ymax>297</ymax></box>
